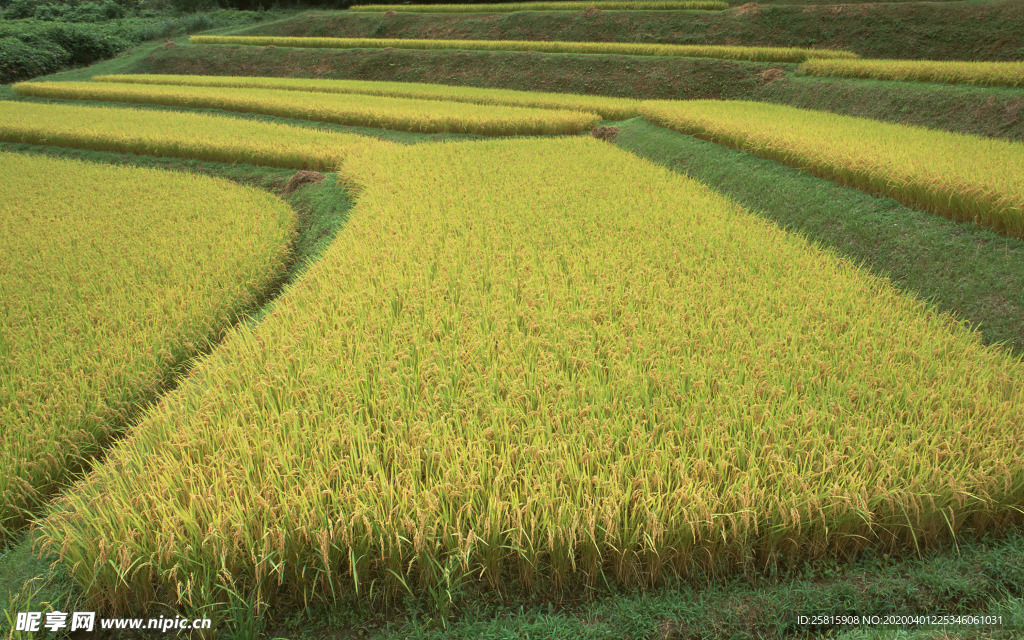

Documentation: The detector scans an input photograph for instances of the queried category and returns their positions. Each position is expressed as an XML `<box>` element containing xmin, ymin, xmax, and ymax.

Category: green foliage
<box><xmin>170</xmin><ymin>0</ymin><xmax>216</xmax><ymax>13</ymax></box>
<box><xmin>0</xmin><ymin>36</ymin><xmax>71</xmax><ymax>81</ymax></box>
<box><xmin>0</xmin><ymin>9</ymin><xmax>271</xmax><ymax>84</ymax></box>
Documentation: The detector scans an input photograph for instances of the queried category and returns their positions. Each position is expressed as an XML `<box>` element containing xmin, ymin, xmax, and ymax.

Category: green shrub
<box><xmin>0</xmin><ymin>35</ymin><xmax>70</xmax><ymax>83</ymax></box>
<box><xmin>2</xmin><ymin>0</ymin><xmax>37</xmax><ymax>19</ymax></box>
<box><xmin>0</xmin><ymin>7</ymin><xmax>272</xmax><ymax>83</ymax></box>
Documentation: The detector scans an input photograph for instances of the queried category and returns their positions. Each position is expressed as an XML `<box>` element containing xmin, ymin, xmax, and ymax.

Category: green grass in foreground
<box><xmin>268</xmin><ymin>530</ymin><xmax>1024</xmax><ymax>639</ymax></box>
<box><xmin>614</xmin><ymin>118</ymin><xmax>1024</xmax><ymax>355</ymax></box>
<box><xmin>6</xmin><ymin>527</ymin><xmax>1023</xmax><ymax>639</ymax></box>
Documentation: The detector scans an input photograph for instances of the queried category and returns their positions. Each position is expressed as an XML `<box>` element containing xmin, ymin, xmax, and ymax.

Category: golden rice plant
<box><xmin>93</xmin><ymin>74</ymin><xmax>643</xmax><ymax>120</ymax></box>
<box><xmin>640</xmin><ymin>100</ymin><xmax>1024</xmax><ymax>238</ymax></box>
<box><xmin>0</xmin><ymin>101</ymin><xmax>384</xmax><ymax>170</ymax></box>
<box><xmin>14</xmin><ymin>81</ymin><xmax>600</xmax><ymax>136</ymax></box>
<box><xmin>0</xmin><ymin>151</ymin><xmax>295</xmax><ymax>537</ymax></box>
<box><xmin>352</xmin><ymin>0</ymin><xmax>728</xmax><ymax>12</ymax></box>
<box><xmin>190</xmin><ymin>35</ymin><xmax>858</xmax><ymax>63</ymax></box>
<box><xmin>801</xmin><ymin>58</ymin><xmax>1024</xmax><ymax>89</ymax></box>
<box><xmin>38</xmin><ymin>137</ymin><xmax>1024</xmax><ymax>624</ymax></box>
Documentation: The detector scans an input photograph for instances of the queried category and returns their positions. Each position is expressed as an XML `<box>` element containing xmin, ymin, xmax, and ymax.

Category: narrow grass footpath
<box><xmin>614</xmin><ymin>118</ymin><xmax>1024</xmax><ymax>356</ymax></box>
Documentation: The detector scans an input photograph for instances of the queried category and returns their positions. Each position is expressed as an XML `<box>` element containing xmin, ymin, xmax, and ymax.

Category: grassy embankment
<box><xmin>190</xmin><ymin>35</ymin><xmax>858</xmax><ymax>63</ymax></box>
<box><xmin>230</xmin><ymin>2</ymin><xmax>1024</xmax><ymax>61</ymax></box>
<box><xmin>123</xmin><ymin>41</ymin><xmax>1024</xmax><ymax>142</ymax></box>
<box><xmin>351</xmin><ymin>0</ymin><xmax>729</xmax><ymax>12</ymax></box>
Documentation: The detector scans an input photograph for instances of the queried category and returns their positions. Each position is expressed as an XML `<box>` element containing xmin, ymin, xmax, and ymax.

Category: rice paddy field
<box><xmin>12</xmin><ymin>81</ymin><xmax>602</xmax><ymax>136</ymax></box>
<box><xmin>0</xmin><ymin>152</ymin><xmax>295</xmax><ymax>538</ymax></box>
<box><xmin>93</xmin><ymin>73</ymin><xmax>643</xmax><ymax>119</ymax></box>
<box><xmin>3</xmin><ymin>1</ymin><xmax>1024</xmax><ymax>639</ymax></box>
<box><xmin>801</xmin><ymin>58</ymin><xmax>1024</xmax><ymax>89</ymax></box>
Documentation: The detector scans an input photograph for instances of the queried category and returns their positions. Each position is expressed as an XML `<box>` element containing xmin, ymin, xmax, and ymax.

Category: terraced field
<box><xmin>13</xmin><ymin>81</ymin><xmax>601</xmax><ymax>136</ymax></box>
<box><xmin>3</xmin><ymin>1</ymin><xmax>1024</xmax><ymax>639</ymax></box>
<box><xmin>0</xmin><ymin>152</ymin><xmax>294</xmax><ymax>537</ymax></box>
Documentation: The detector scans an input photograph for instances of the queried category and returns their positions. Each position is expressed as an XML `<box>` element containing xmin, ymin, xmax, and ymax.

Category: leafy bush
<box><xmin>0</xmin><ymin>10</ymin><xmax>271</xmax><ymax>84</ymax></box>
<box><xmin>2</xmin><ymin>0</ymin><xmax>37</xmax><ymax>19</ymax></box>
<box><xmin>41</xmin><ymin>23</ymin><xmax>130</xmax><ymax>64</ymax></box>
<box><xmin>0</xmin><ymin>36</ymin><xmax>71</xmax><ymax>82</ymax></box>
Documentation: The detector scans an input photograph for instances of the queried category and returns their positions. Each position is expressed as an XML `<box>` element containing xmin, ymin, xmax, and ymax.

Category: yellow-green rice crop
<box><xmin>93</xmin><ymin>74</ymin><xmax>643</xmax><ymax>120</ymax></box>
<box><xmin>801</xmin><ymin>58</ymin><xmax>1024</xmax><ymax>89</ymax></box>
<box><xmin>190</xmin><ymin>35</ymin><xmax>858</xmax><ymax>63</ymax></box>
<box><xmin>351</xmin><ymin>0</ymin><xmax>728</xmax><ymax>13</ymax></box>
<box><xmin>0</xmin><ymin>152</ymin><xmax>295</xmax><ymax>536</ymax></box>
<box><xmin>640</xmin><ymin>100</ymin><xmax>1024</xmax><ymax>238</ymax></box>
<box><xmin>13</xmin><ymin>81</ymin><xmax>600</xmax><ymax>137</ymax></box>
<box><xmin>0</xmin><ymin>100</ymin><xmax>384</xmax><ymax>170</ymax></box>
<box><xmin>38</xmin><ymin>137</ymin><xmax>1024</xmax><ymax>621</ymax></box>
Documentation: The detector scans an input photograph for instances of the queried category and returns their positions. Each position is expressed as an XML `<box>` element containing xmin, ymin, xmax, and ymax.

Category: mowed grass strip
<box><xmin>351</xmin><ymin>1</ymin><xmax>728</xmax><ymax>13</ymax></box>
<box><xmin>640</xmin><ymin>100</ymin><xmax>1024</xmax><ymax>238</ymax></box>
<box><xmin>190</xmin><ymin>35</ymin><xmax>858</xmax><ymax>63</ymax></box>
<box><xmin>94</xmin><ymin>74</ymin><xmax>643</xmax><ymax>120</ymax></box>
<box><xmin>39</xmin><ymin>137</ymin><xmax>1024</xmax><ymax>622</ymax></box>
<box><xmin>801</xmin><ymin>58</ymin><xmax>1024</xmax><ymax>89</ymax></box>
<box><xmin>0</xmin><ymin>101</ymin><xmax>385</xmax><ymax>170</ymax></box>
<box><xmin>13</xmin><ymin>81</ymin><xmax>599</xmax><ymax>137</ymax></box>
<box><xmin>0</xmin><ymin>152</ymin><xmax>295</xmax><ymax>537</ymax></box>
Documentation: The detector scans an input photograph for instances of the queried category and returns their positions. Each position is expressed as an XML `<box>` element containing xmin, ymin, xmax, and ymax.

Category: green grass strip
<box><xmin>801</xmin><ymin>58</ymin><xmax>1024</xmax><ymax>89</ymax></box>
<box><xmin>93</xmin><ymin>73</ymin><xmax>642</xmax><ymax>120</ymax></box>
<box><xmin>0</xmin><ymin>100</ymin><xmax>387</xmax><ymax>170</ymax></box>
<box><xmin>640</xmin><ymin>100</ymin><xmax>1024</xmax><ymax>239</ymax></box>
<box><xmin>13</xmin><ymin>81</ymin><xmax>599</xmax><ymax>136</ymax></box>
<box><xmin>190</xmin><ymin>35</ymin><xmax>857</xmax><ymax>63</ymax></box>
<box><xmin>0</xmin><ymin>151</ymin><xmax>295</xmax><ymax>538</ymax></box>
<box><xmin>351</xmin><ymin>0</ymin><xmax>728</xmax><ymax>13</ymax></box>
